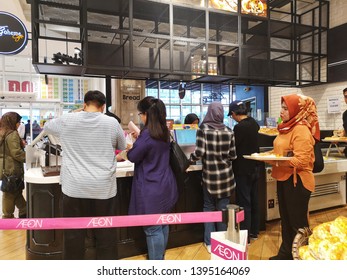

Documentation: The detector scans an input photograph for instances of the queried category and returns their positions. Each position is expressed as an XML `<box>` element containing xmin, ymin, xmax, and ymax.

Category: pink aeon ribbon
<box><xmin>0</xmin><ymin>211</ymin><xmax>222</xmax><ymax>230</ymax></box>
<box><xmin>235</xmin><ymin>210</ymin><xmax>245</xmax><ymax>223</ymax></box>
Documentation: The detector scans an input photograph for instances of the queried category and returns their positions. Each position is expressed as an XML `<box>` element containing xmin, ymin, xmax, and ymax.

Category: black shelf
<box><xmin>30</xmin><ymin>0</ymin><xmax>329</xmax><ymax>87</ymax></box>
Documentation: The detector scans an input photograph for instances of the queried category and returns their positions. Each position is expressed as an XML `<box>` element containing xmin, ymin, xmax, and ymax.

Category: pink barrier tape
<box><xmin>0</xmin><ymin>211</ymin><xmax>222</xmax><ymax>230</ymax></box>
<box><xmin>235</xmin><ymin>210</ymin><xmax>245</xmax><ymax>224</ymax></box>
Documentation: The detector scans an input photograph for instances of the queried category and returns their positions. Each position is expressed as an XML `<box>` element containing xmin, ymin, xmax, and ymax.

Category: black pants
<box><xmin>62</xmin><ymin>193</ymin><xmax>118</xmax><ymax>260</ymax></box>
<box><xmin>276</xmin><ymin>175</ymin><xmax>311</xmax><ymax>259</ymax></box>
<box><xmin>235</xmin><ymin>167</ymin><xmax>260</xmax><ymax>237</ymax></box>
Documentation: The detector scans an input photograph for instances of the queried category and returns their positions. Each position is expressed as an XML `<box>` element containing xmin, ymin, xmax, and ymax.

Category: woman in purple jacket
<box><xmin>127</xmin><ymin>96</ymin><xmax>178</xmax><ymax>260</ymax></box>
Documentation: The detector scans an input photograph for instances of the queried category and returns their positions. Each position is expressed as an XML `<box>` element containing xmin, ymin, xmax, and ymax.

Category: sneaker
<box><xmin>249</xmin><ymin>233</ymin><xmax>258</xmax><ymax>240</ymax></box>
<box><xmin>204</xmin><ymin>243</ymin><xmax>211</xmax><ymax>254</ymax></box>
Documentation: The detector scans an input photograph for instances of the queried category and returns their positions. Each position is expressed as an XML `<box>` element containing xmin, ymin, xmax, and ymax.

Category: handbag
<box><xmin>169</xmin><ymin>137</ymin><xmax>190</xmax><ymax>175</ymax></box>
<box><xmin>1</xmin><ymin>135</ymin><xmax>25</xmax><ymax>193</ymax></box>
<box><xmin>1</xmin><ymin>173</ymin><xmax>24</xmax><ymax>193</ymax></box>
<box><xmin>312</xmin><ymin>141</ymin><xmax>324</xmax><ymax>173</ymax></box>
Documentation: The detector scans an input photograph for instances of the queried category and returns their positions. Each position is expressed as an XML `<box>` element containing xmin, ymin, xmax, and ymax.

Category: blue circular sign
<box><xmin>0</xmin><ymin>11</ymin><xmax>28</xmax><ymax>55</ymax></box>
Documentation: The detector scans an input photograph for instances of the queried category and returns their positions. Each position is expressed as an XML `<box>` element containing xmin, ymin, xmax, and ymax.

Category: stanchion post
<box><xmin>225</xmin><ymin>204</ymin><xmax>243</xmax><ymax>244</ymax></box>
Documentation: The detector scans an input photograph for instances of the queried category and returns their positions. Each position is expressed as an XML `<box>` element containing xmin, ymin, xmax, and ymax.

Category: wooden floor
<box><xmin>1</xmin><ymin>205</ymin><xmax>346</xmax><ymax>260</ymax></box>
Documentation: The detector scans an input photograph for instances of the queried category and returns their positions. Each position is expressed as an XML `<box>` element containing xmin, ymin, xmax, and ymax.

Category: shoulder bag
<box><xmin>1</xmin><ymin>135</ymin><xmax>25</xmax><ymax>193</ymax></box>
<box><xmin>312</xmin><ymin>141</ymin><xmax>324</xmax><ymax>173</ymax></box>
<box><xmin>170</xmin><ymin>137</ymin><xmax>190</xmax><ymax>174</ymax></box>
<box><xmin>289</xmin><ymin>133</ymin><xmax>324</xmax><ymax>174</ymax></box>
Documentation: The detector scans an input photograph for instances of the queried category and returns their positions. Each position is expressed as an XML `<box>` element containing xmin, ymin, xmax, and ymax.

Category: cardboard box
<box><xmin>211</xmin><ymin>230</ymin><xmax>248</xmax><ymax>260</ymax></box>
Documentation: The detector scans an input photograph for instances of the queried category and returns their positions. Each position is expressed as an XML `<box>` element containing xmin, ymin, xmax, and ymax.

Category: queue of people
<box><xmin>0</xmin><ymin>90</ymin><xmax>322</xmax><ymax>261</ymax></box>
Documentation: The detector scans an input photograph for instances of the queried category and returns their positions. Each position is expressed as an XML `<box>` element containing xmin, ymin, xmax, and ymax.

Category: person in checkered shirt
<box><xmin>189</xmin><ymin>102</ymin><xmax>237</xmax><ymax>253</ymax></box>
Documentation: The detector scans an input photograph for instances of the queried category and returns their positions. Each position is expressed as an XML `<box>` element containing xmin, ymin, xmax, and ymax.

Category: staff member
<box><xmin>184</xmin><ymin>113</ymin><xmax>200</xmax><ymax>125</ymax></box>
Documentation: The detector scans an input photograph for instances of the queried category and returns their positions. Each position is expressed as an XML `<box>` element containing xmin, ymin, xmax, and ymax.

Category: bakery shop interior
<box><xmin>1</xmin><ymin>0</ymin><xmax>347</xmax><ymax>261</ymax></box>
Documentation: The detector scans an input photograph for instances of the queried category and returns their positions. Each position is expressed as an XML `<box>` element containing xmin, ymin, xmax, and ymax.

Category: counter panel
<box><xmin>25</xmin><ymin>167</ymin><xmax>204</xmax><ymax>259</ymax></box>
<box><xmin>26</xmin><ymin>182</ymin><xmax>63</xmax><ymax>260</ymax></box>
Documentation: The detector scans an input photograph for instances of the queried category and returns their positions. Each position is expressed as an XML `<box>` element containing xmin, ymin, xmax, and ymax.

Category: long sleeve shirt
<box><xmin>271</xmin><ymin>124</ymin><xmax>315</xmax><ymax>192</ymax></box>
<box><xmin>232</xmin><ymin>117</ymin><xmax>260</xmax><ymax>176</ymax></box>
<box><xmin>127</xmin><ymin>129</ymin><xmax>178</xmax><ymax>215</ymax></box>
<box><xmin>0</xmin><ymin>130</ymin><xmax>25</xmax><ymax>178</ymax></box>
<box><xmin>190</xmin><ymin>124</ymin><xmax>237</xmax><ymax>198</ymax></box>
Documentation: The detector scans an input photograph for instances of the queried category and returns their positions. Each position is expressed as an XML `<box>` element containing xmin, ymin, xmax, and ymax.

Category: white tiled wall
<box><xmin>330</xmin><ymin>0</ymin><xmax>347</xmax><ymax>28</ymax></box>
<box><xmin>268</xmin><ymin>0</ymin><xmax>347</xmax><ymax>131</ymax></box>
<box><xmin>269</xmin><ymin>82</ymin><xmax>347</xmax><ymax>130</ymax></box>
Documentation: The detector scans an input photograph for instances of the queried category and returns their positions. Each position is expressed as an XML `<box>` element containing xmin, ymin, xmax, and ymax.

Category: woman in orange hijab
<box><xmin>267</xmin><ymin>94</ymin><xmax>320</xmax><ymax>260</ymax></box>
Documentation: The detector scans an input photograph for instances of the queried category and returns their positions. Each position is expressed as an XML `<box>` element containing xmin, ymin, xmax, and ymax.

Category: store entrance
<box><xmin>0</xmin><ymin>101</ymin><xmax>61</xmax><ymax>141</ymax></box>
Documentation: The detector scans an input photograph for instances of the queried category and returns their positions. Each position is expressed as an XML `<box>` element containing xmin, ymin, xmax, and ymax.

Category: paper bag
<box><xmin>211</xmin><ymin>230</ymin><xmax>248</xmax><ymax>260</ymax></box>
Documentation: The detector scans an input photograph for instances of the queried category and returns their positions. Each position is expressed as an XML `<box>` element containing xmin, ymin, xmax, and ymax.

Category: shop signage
<box><xmin>0</xmin><ymin>11</ymin><xmax>28</xmax><ymax>55</ymax></box>
<box><xmin>327</xmin><ymin>96</ymin><xmax>341</xmax><ymax>114</ymax></box>
<box><xmin>8</xmin><ymin>80</ymin><xmax>33</xmax><ymax>92</ymax></box>
<box><xmin>119</xmin><ymin>80</ymin><xmax>144</xmax><ymax>125</ymax></box>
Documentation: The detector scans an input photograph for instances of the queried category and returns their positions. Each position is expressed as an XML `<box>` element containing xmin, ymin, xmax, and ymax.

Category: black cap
<box><xmin>228</xmin><ymin>100</ymin><xmax>243</xmax><ymax>116</ymax></box>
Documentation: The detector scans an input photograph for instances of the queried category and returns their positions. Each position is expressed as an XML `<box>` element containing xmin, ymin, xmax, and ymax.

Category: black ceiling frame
<box><xmin>30</xmin><ymin>0</ymin><xmax>329</xmax><ymax>87</ymax></box>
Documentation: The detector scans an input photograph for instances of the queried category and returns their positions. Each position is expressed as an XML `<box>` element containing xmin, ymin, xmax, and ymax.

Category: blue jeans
<box><xmin>202</xmin><ymin>186</ymin><xmax>230</xmax><ymax>245</ymax></box>
<box><xmin>235</xmin><ymin>169</ymin><xmax>260</xmax><ymax>237</ymax></box>
<box><xmin>143</xmin><ymin>225</ymin><xmax>169</xmax><ymax>260</ymax></box>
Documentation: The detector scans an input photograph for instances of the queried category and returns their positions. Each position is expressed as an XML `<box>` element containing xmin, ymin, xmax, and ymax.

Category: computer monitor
<box><xmin>174</xmin><ymin>129</ymin><xmax>197</xmax><ymax>146</ymax></box>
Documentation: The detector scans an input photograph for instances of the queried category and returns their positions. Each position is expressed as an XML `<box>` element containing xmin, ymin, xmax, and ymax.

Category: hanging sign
<box><xmin>0</xmin><ymin>11</ymin><xmax>28</xmax><ymax>55</ymax></box>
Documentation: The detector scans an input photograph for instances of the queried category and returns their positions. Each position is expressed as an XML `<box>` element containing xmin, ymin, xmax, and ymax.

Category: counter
<box><xmin>24</xmin><ymin>162</ymin><xmax>204</xmax><ymax>260</ymax></box>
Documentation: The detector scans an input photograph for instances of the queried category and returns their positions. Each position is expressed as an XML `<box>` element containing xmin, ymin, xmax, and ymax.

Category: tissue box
<box><xmin>211</xmin><ymin>230</ymin><xmax>248</xmax><ymax>260</ymax></box>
